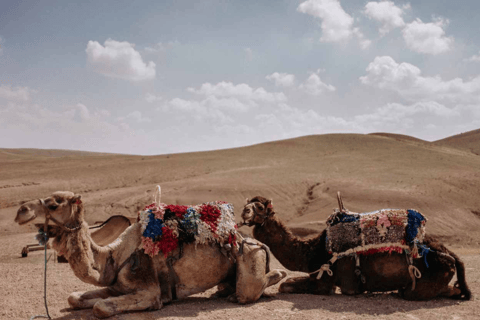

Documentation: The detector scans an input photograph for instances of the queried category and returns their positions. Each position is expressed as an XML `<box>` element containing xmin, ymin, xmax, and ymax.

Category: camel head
<box><xmin>14</xmin><ymin>191</ymin><xmax>84</xmax><ymax>231</ymax></box>
<box><xmin>241</xmin><ymin>196</ymin><xmax>274</xmax><ymax>227</ymax></box>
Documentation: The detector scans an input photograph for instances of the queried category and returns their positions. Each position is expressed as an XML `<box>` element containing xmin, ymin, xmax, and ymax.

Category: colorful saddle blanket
<box><xmin>326</xmin><ymin>209</ymin><xmax>427</xmax><ymax>257</ymax></box>
<box><xmin>138</xmin><ymin>201</ymin><xmax>238</xmax><ymax>257</ymax></box>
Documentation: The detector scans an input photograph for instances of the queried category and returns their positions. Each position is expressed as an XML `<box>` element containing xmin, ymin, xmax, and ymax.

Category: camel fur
<box><xmin>14</xmin><ymin>191</ymin><xmax>286</xmax><ymax>318</ymax></box>
<box><xmin>241</xmin><ymin>196</ymin><xmax>471</xmax><ymax>301</ymax></box>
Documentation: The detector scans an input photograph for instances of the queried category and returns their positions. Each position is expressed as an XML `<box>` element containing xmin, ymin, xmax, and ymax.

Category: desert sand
<box><xmin>1</xmin><ymin>132</ymin><xmax>479</xmax><ymax>319</ymax></box>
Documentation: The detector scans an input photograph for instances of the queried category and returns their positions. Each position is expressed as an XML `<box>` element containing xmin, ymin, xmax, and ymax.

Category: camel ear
<box><xmin>265</xmin><ymin>199</ymin><xmax>274</xmax><ymax>213</ymax></box>
<box><xmin>245</xmin><ymin>198</ymin><xmax>250</xmax><ymax>204</ymax></box>
<box><xmin>71</xmin><ymin>195</ymin><xmax>82</xmax><ymax>205</ymax></box>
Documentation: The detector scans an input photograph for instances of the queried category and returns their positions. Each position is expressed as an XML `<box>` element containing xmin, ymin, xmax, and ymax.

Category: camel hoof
<box><xmin>68</xmin><ymin>292</ymin><xmax>84</xmax><ymax>309</ymax></box>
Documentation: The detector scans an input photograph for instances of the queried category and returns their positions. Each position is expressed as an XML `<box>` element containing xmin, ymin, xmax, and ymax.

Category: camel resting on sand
<box><xmin>14</xmin><ymin>191</ymin><xmax>287</xmax><ymax>318</ymax></box>
<box><xmin>241</xmin><ymin>196</ymin><xmax>471</xmax><ymax>301</ymax></box>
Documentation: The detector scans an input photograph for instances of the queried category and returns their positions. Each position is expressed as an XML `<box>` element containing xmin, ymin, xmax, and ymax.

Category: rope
<box><xmin>30</xmin><ymin>232</ymin><xmax>51</xmax><ymax>319</ymax></box>
<box><xmin>408</xmin><ymin>265</ymin><xmax>422</xmax><ymax>291</ymax></box>
<box><xmin>316</xmin><ymin>264</ymin><xmax>333</xmax><ymax>279</ymax></box>
<box><xmin>312</xmin><ymin>253</ymin><xmax>338</xmax><ymax>279</ymax></box>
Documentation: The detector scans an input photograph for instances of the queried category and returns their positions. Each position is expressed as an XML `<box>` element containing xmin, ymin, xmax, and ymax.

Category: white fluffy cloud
<box><xmin>266</xmin><ymin>72</ymin><xmax>296</xmax><ymax>87</ymax></box>
<box><xmin>360</xmin><ymin>56</ymin><xmax>480</xmax><ymax>103</ymax></box>
<box><xmin>356</xmin><ymin>101</ymin><xmax>459</xmax><ymax>124</ymax></box>
<box><xmin>364</xmin><ymin>1</ymin><xmax>409</xmax><ymax>36</ymax></box>
<box><xmin>188</xmin><ymin>82</ymin><xmax>287</xmax><ymax>103</ymax></box>
<box><xmin>299</xmin><ymin>72</ymin><xmax>335</xmax><ymax>95</ymax></box>
<box><xmin>86</xmin><ymin>39</ymin><xmax>156</xmax><ymax>81</ymax></box>
<box><xmin>0</xmin><ymin>85</ymin><xmax>33</xmax><ymax>101</ymax></box>
<box><xmin>163</xmin><ymin>98</ymin><xmax>234</xmax><ymax>123</ymax></box>
<box><xmin>297</xmin><ymin>0</ymin><xmax>370</xmax><ymax>48</ymax></box>
<box><xmin>297</xmin><ymin>0</ymin><xmax>354</xmax><ymax>43</ymax></box>
<box><xmin>402</xmin><ymin>18</ymin><xmax>453</xmax><ymax>55</ymax></box>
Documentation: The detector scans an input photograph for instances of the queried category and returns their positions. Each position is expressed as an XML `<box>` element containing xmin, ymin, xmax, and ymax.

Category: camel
<box><xmin>241</xmin><ymin>196</ymin><xmax>471</xmax><ymax>301</ymax></box>
<box><xmin>14</xmin><ymin>191</ymin><xmax>287</xmax><ymax>318</ymax></box>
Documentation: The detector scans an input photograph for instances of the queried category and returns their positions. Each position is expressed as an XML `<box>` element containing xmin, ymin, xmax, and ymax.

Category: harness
<box><xmin>244</xmin><ymin>202</ymin><xmax>272</xmax><ymax>227</ymax></box>
<box><xmin>39</xmin><ymin>199</ymin><xmax>82</xmax><ymax>234</ymax></box>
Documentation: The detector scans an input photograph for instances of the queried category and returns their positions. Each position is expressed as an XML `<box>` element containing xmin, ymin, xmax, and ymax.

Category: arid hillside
<box><xmin>2</xmin><ymin>132</ymin><xmax>480</xmax><ymax>246</ymax></box>
<box><xmin>433</xmin><ymin>128</ymin><xmax>480</xmax><ymax>156</ymax></box>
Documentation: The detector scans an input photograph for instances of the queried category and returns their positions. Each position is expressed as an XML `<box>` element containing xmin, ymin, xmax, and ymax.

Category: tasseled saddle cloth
<box><xmin>314</xmin><ymin>193</ymin><xmax>428</xmax><ymax>290</ymax></box>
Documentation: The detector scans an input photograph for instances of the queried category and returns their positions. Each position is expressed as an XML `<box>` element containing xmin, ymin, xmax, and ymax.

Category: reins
<box><xmin>30</xmin><ymin>231</ymin><xmax>51</xmax><ymax>320</ymax></box>
<box><xmin>30</xmin><ymin>198</ymin><xmax>82</xmax><ymax>320</ymax></box>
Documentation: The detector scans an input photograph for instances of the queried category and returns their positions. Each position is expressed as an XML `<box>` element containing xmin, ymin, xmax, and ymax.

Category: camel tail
<box><xmin>448</xmin><ymin>249</ymin><xmax>472</xmax><ymax>300</ymax></box>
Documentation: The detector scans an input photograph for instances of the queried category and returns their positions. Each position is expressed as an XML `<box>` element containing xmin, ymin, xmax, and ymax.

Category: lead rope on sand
<box><xmin>30</xmin><ymin>231</ymin><xmax>51</xmax><ymax>320</ymax></box>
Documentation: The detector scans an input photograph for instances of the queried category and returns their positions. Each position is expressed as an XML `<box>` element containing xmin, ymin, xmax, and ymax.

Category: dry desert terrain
<box><xmin>1</xmin><ymin>132</ymin><xmax>479</xmax><ymax>319</ymax></box>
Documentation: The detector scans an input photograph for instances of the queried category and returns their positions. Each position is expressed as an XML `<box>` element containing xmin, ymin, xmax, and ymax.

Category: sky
<box><xmin>1</xmin><ymin>0</ymin><xmax>480</xmax><ymax>155</ymax></box>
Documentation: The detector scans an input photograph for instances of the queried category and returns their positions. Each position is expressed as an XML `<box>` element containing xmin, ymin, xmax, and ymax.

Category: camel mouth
<box><xmin>17</xmin><ymin>214</ymin><xmax>37</xmax><ymax>225</ymax></box>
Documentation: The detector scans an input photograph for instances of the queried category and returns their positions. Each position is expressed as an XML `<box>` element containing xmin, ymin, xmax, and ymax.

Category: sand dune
<box><xmin>1</xmin><ymin>131</ymin><xmax>480</xmax><ymax>319</ymax></box>
<box><xmin>2</xmin><ymin>132</ymin><xmax>480</xmax><ymax>245</ymax></box>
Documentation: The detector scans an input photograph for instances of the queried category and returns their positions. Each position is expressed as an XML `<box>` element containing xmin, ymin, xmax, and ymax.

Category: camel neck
<box><xmin>52</xmin><ymin>223</ymin><xmax>115</xmax><ymax>287</ymax></box>
<box><xmin>252</xmin><ymin>213</ymin><xmax>326</xmax><ymax>273</ymax></box>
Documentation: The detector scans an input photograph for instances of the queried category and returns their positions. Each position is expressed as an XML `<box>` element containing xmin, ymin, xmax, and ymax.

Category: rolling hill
<box><xmin>1</xmin><ymin>133</ymin><xmax>480</xmax><ymax>246</ymax></box>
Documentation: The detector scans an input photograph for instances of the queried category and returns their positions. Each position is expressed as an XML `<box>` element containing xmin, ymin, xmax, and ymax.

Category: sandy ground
<box><xmin>1</xmin><ymin>133</ymin><xmax>480</xmax><ymax>319</ymax></box>
<box><xmin>0</xmin><ymin>231</ymin><xmax>478</xmax><ymax>320</ymax></box>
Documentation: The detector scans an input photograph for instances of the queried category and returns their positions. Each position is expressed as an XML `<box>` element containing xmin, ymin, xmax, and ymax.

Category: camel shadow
<box><xmin>53</xmin><ymin>294</ymin><xmax>278</xmax><ymax>319</ymax></box>
<box><xmin>50</xmin><ymin>291</ymin><xmax>463</xmax><ymax>319</ymax></box>
<box><xmin>274</xmin><ymin>291</ymin><xmax>462</xmax><ymax>316</ymax></box>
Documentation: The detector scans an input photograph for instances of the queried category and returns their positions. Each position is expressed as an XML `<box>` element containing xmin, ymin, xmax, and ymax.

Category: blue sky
<box><xmin>1</xmin><ymin>0</ymin><xmax>480</xmax><ymax>155</ymax></box>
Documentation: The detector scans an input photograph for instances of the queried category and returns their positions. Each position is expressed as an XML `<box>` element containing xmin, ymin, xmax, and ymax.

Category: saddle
<box><xmin>315</xmin><ymin>192</ymin><xmax>428</xmax><ymax>289</ymax></box>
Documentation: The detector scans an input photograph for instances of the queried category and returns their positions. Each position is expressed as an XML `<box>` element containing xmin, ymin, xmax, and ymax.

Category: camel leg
<box><xmin>279</xmin><ymin>273</ymin><xmax>336</xmax><ymax>295</ymax></box>
<box><xmin>401</xmin><ymin>258</ymin><xmax>456</xmax><ymax>300</ymax></box>
<box><xmin>68</xmin><ymin>288</ymin><xmax>118</xmax><ymax>310</ymax></box>
<box><xmin>92</xmin><ymin>288</ymin><xmax>161</xmax><ymax>319</ymax></box>
<box><xmin>234</xmin><ymin>244</ymin><xmax>286</xmax><ymax>304</ymax></box>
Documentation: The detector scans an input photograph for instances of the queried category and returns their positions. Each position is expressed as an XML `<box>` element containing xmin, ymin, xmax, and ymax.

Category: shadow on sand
<box><xmin>52</xmin><ymin>291</ymin><xmax>464</xmax><ymax>320</ymax></box>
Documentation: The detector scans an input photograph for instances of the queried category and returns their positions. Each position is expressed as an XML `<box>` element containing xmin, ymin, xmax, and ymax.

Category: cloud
<box><xmin>297</xmin><ymin>0</ymin><xmax>371</xmax><ymax>49</ymax></box>
<box><xmin>297</xmin><ymin>0</ymin><xmax>354</xmax><ymax>43</ymax></box>
<box><xmin>86</xmin><ymin>39</ymin><xmax>156</xmax><ymax>81</ymax></box>
<box><xmin>0</xmin><ymin>85</ymin><xmax>34</xmax><ymax>101</ymax></box>
<box><xmin>188</xmin><ymin>81</ymin><xmax>287</xmax><ymax>103</ymax></box>
<box><xmin>244</xmin><ymin>48</ymin><xmax>253</xmax><ymax>61</ymax></box>
<box><xmin>145</xmin><ymin>93</ymin><xmax>162</xmax><ymax>103</ymax></box>
<box><xmin>144</xmin><ymin>40</ymin><xmax>180</xmax><ymax>54</ymax></box>
<box><xmin>465</xmin><ymin>51</ymin><xmax>480</xmax><ymax>62</ymax></box>
<box><xmin>76</xmin><ymin>103</ymin><xmax>90</xmax><ymax>121</ymax></box>
<box><xmin>360</xmin><ymin>56</ymin><xmax>480</xmax><ymax>103</ymax></box>
<box><xmin>162</xmin><ymin>98</ymin><xmax>233</xmax><ymax>123</ymax></box>
<box><xmin>265</xmin><ymin>72</ymin><xmax>296</xmax><ymax>87</ymax></box>
<box><xmin>299</xmin><ymin>72</ymin><xmax>335</xmax><ymax>95</ymax></box>
<box><xmin>364</xmin><ymin>1</ymin><xmax>409</xmax><ymax>36</ymax></box>
<box><xmin>117</xmin><ymin>110</ymin><xmax>152</xmax><ymax>123</ymax></box>
<box><xmin>355</xmin><ymin>101</ymin><xmax>459</xmax><ymax>125</ymax></box>
<box><xmin>402</xmin><ymin>18</ymin><xmax>453</xmax><ymax>55</ymax></box>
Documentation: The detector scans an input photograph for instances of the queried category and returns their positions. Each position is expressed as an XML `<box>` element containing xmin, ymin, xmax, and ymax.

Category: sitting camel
<box><xmin>14</xmin><ymin>191</ymin><xmax>286</xmax><ymax>318</ymax></box>
<box><xmin>241</xmin><ymin>196</ymin><xmax>471</xmax><ymax>301</ymax></box>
